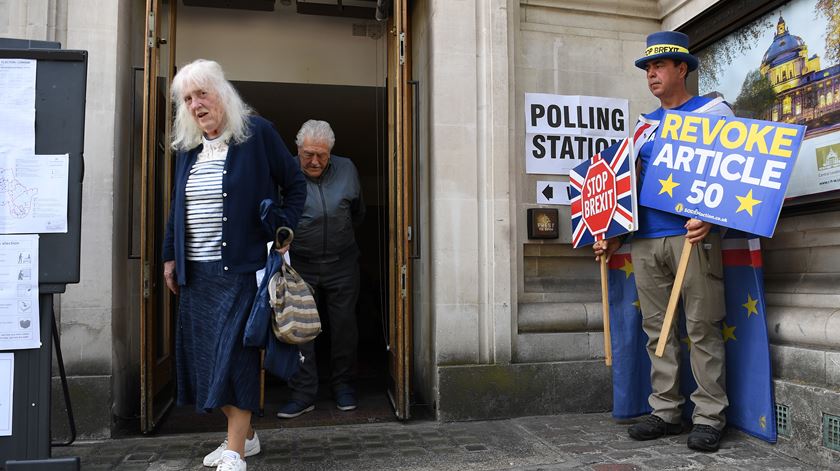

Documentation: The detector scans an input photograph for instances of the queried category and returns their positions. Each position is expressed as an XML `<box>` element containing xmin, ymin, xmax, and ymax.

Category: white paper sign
<box><xmin>0</xmin><ymin>154</ymin><xmax>69</xmax><ymax>234</ymax></box>
<box><xmin>0</xmin><ymin>59</ymin><xmax>36</xmax><ymax>156</ymax></box>
<box><xmin>536</xmin><ymin>181</ymin><xmax>571</xmax><ymax>205</ymax></box>
<box><xmin>0</xmin><ymin>235</ymin><xmax>39</xmax><ymax>350</ymax></box>
<box><xmin>525</xmin><ymin>93</ymin><xmax>629</xmax><ymax>175</ymax></box>
<box><xmin>0</xmin><ymin>352</ymin><xmax>12</xmax><ymax>436</ymax></box>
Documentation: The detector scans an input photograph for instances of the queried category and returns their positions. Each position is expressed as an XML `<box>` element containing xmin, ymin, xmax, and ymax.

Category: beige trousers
<box><xmin>630</xmin><ymin>233</ymin><xmax>728</xmax><ymax>430</ymax></box>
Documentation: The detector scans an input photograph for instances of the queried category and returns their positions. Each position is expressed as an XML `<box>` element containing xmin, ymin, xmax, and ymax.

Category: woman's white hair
<box><xmin>295</xmin><ymin>120</ymin><xmax>335</xmax><ymax>150</ymax></box>
<box><xmin>170</xmin><ymin>59</ymin><xmax>253</xmax><ymax>151</ymax></box>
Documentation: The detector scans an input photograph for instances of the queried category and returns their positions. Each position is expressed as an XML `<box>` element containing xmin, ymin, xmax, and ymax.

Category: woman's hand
<box><xmin>163</xmin><ymin>260</ymin><xmax>179</xmax><ymax>295</ymax></box>
<box><xmin>685</xmin><ymin>218</ymin><xmax>712</xmax><ymax>244</ymax></box>
<box><xmin>593</xmin><ymin>238</ymin><xmax>621</xmax><ymax>263</ymax></box>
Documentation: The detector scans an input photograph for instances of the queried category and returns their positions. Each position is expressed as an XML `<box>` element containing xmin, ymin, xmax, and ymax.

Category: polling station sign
<box><xmin>639</xmin><ymin>110</ymin><xmax>805</xmax><ymax>237</ymax></box>
<box><xmin>526</xmin><ymin>94</ymin><xmax>628</xmax><ymax>175</ymax></box>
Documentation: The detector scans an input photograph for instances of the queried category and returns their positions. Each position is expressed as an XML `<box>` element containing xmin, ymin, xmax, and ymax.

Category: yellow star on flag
<box><xmin>742</xmin><ymin>294</ymin><xmax>759</xmax><ymax>318</ymax></box>
<box><xmin>736</xmin><ymin>189</ymin><xmax>762</xmax><ymax>216</ymax></box>
<box><xmin>759</xmin><ymin>415</ymin><xmax>767</xmax><ymax>430</ymax></box>
<box><xmin>722</xmin><ymin>322</ymin><xmax>737</xmax><ymax>342</ymax></box>
<box><xmin>632</xmin><ymin>300</ymin><xmax>640</xmax><ymax>310</ymax></box>
<box><xmin>681</xmin><ymin>336</ymin><xmax>692</xmax><ymax>350</ymax></box>
<box><xmin>619</xmin><ymin>259</ymin><xmax>634</xmax><ymax>279</ymax></box>
<box><xmin>658</xmin><ymin>173</ymin><xmax>680</xmax><ymax>197</ymax></box>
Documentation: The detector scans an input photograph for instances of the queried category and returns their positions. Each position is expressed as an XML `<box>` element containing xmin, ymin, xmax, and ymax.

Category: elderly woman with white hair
<box><xmin>162</xmin><ymin>59</ymin><xmax>306</xmax><ymax>471</ymax></box>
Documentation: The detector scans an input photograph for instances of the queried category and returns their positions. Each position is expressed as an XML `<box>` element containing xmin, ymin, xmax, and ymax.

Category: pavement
<box><xmin>49</xmin><ymin>412</ymin><xmax>819</xmax><ymax>470</ymax></box>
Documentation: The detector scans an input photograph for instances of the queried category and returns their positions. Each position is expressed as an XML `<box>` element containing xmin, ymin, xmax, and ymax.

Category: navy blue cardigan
<box><xmin>162</xmin><ymin>115</ymin><xmax>306</xmax><ymax>285</ymax></box>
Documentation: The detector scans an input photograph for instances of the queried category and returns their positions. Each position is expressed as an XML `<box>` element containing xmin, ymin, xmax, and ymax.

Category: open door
<box><xmin>386</xmin><ymin>0</ymin><xmax>413</xmax><ymax>420</ymax></box>
<box><xmin>139</xmin><ymin>0</ymin><xmax>177</xmax><ymax>433</ymax></box>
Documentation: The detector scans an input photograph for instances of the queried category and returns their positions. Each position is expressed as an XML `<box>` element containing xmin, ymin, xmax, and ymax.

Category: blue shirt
<box><xmin>636</xmin><ymin>96</ymin><xmax>733</xmax><ymax>238</ymax></box>
<box><xmin>163</xmin><ymin>115</ymin><xmax>307</xmax><ymax>285</ymax></box>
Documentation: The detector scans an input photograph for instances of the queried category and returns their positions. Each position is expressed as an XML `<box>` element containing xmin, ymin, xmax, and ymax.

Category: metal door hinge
<box><xmin>400</xmin><ymin>264</ymin><xmax>407</xmax><ymax>299</ymax></box>
<box><xmin>143</xmin><ymin>261</ymin><xmax>151</xmax><ymax>298</ymax></box>
<box><xmin>147</xmin><ymin>12</ymin><xmax>156</xmax><ymax>48</ymax></box>
<box><xmin>407</xmin><ymin>225</ymin><xmax>412</xmax><ymax>241</ymax></box>
<box><xmin>399</xmin><ymin>32</ymin><xmax>405</xmax><ymax>65</ymax></box>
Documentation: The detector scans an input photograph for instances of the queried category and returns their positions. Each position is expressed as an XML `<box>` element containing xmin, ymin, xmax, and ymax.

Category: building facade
<box><xmin>1</xmin><ymin>0</ymin><xmax>838</xmax><ymax>467</ymax></box>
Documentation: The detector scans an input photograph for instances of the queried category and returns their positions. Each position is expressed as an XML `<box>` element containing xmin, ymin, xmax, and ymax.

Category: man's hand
<box><xmin>685</xmin><ymin>218</ymin><xmax>712</xmax><ymax>244</ymax></box>
<box><xmin>593</xmin><ymin>238</ymin><xmax>621</xmax><ymax>263</ymax></box>
<box><xmin>163</xmin><ymin>260</ymin><xmax>178</xmax><ymax>295</ymax></box>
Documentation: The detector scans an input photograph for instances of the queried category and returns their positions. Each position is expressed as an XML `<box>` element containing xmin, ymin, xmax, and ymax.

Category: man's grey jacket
<box><xmin>292</xmin><ymin>155</ymin><xmax>365</xmax><ymax>263</ymax></box>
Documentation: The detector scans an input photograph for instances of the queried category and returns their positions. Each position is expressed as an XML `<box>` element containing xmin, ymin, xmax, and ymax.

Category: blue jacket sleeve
<box><xmin>162</xmin><ymin>184</ymin><xmax>176</xmax><ymax>262</ymax></box>
<box><xmin>263</xmin><ymin>121</ymin><xmax>306</xmax><ymax>233</ymax></box>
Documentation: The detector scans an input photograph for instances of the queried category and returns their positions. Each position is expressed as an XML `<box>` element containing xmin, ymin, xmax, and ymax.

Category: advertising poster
<box><xmin>697</xmin><ymin>0</ymin><xmax>840</xmax><ymax>199</ymax></box>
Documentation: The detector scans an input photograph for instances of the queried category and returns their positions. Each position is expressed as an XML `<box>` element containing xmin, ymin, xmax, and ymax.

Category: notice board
<box><xmin>0</xmin><ymin>48</ymin><xmax>87</xmax><ymax>293</ymax></box>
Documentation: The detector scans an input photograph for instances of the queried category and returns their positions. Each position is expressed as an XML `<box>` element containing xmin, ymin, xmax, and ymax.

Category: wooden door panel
<box><xmin>386</xmin><ymin>0</ymin><xmax>412</xmax><ymax>420</ymax></box>
<box><xmin>140</xmin><ymin>0</ymin><xmax>177</xmax><ymax>433</ymax></box>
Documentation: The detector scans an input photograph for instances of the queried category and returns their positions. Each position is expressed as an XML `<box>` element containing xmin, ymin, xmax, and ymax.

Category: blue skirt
<box><xmin>176</xmin><ymin>261</ymin><xmax>260</xmax><ymax>413</ymax></box>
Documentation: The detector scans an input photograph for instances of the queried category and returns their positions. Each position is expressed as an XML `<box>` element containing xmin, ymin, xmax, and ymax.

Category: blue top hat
<box><xmin>635</xmin><ymin>31</ymin><xmax>699</xmax><ymax>72</ymax></box>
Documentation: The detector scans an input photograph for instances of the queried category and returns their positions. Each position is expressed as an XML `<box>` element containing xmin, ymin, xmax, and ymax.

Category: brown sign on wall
<box><xmin>527</xmin><ymin>208</ymin><xmax>559</xmax><ymax>239</ymax></box>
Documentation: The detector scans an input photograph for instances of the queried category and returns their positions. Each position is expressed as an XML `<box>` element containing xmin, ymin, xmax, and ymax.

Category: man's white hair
<box><xmin>170</xmin><ymin>59</ymin><xmax>253</xmax><ymax>151</ymax></box>
<box><xmin>295</xmin><ymin>120</ymin><xmax>335</xmax><ymax>150</ymax></box>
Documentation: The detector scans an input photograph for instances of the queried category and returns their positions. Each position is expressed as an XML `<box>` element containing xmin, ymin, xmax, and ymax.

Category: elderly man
<box><xmin>277</xmin><ymin>119</ymin><xmax>365</xmax><ymax>418</ymax></box>
<box><xmin>595</xmin><ymin>31</ymin><xmax>734</xmax><ymax>452</ymax></box>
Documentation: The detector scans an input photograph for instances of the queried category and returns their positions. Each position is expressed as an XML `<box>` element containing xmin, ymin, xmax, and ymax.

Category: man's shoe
<box><xmin>687</xmin><ymin>424</ymin><xmax>722</xmax><ymax>452</ymax></box>
<box><xmin>203</xmin><ymin>432</ymin><xmax>261</xmax><ymax>467</ymax></box>
<box><xmin>276</xmin><ymin>400</ymin><xmax>314</xmax><ymax>419</ymax></box>
<box><xmin>628</xmin><ymin>414</ymin><xmax>682</xmax><ymax>440</ymax></box>
<box><xmin>335</xmin><ymin>391</ymin><xmax>357</xmax><ymax>411</ymax></box>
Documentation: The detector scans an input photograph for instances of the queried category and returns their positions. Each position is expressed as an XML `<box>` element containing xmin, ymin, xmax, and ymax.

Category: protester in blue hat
<box><xmin>594</xmin><ymin>31</ymin><xmax>733</xmax><ymax>452</ymax></box>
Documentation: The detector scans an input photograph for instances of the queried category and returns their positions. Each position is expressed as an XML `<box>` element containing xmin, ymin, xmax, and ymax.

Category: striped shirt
<box><xmin>184</xmin><ymin>136</ymin><xmax>228</xmax><ymax>261</ymax></box>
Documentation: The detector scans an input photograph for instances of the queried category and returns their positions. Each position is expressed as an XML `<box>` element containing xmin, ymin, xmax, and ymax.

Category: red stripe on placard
<box><xmin>616</xmin><ymin>174</ymin><xmax>631</xmax><ymax>195</ymax></box>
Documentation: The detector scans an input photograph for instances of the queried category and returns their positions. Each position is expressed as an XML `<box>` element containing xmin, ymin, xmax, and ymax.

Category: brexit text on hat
<box><xmin>644</xmin><ymin>44</ymin><xmax>689</xmax><ymax>57</ymax></box>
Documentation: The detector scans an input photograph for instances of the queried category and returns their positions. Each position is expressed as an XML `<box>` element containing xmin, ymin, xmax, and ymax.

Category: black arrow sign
<box><xmin>542</xmin><ymin>184</ymin><xmax>554</xmax><ymax>201</ymax></box>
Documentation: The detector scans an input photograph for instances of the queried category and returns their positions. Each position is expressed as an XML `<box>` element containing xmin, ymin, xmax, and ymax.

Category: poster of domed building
<box><xmin>698</xmin><ymin>0</ymin><xmax>840</xmax><ymax>199</ymax></box>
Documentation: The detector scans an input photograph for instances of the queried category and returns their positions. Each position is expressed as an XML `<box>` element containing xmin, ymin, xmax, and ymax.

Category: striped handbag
<box><xmin>268</xmin><ymin>259</ymin><xmax>321</xmax><ymax>345</ymax></box>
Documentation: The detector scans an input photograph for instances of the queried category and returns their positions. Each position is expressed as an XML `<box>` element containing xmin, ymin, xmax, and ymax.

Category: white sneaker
<box><xmin>203</xmin><ymin>432</ymin><xmax>261</xmax><ymax>467</ymax></box>
<box><xmin>215</xmin><ymin>454</ymin><xmax>246</xmax><ymax>471</ymax></box>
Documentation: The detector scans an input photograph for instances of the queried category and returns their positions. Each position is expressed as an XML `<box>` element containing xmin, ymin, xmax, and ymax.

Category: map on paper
<box><xmin>0</xmin><ymin>154</ymin><xmax>69</xmax><ymax>234</ymax></box>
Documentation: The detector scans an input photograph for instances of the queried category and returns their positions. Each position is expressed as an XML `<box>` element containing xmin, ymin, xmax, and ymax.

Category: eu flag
<box><xmin>608</xmin><ymin>231</ymin><xmax>776</xmax><ymax>442</ymax></box>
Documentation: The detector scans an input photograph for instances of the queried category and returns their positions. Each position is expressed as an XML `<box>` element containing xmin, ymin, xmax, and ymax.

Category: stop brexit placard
<box><xmin>568</xmin><ymin>137</ymin><xmax>638</xmax><ymax>248</ymax></box>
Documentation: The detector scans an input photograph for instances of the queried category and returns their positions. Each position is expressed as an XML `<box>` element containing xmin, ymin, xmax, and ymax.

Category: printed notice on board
<box><xmin>0</xmin><ymin>235</ymin><xmax>40</xmax><ymax>350</ymax></box>
<box><xmin>0</xmin><ymin>352</ymin><xmax>12</xmax><ymax>436</ymax></box>
<box><xmin>0</xmin><ymin>59</ymin><xmax>36</xmax><ymax>156</ymax></box>
<box><xmin>0</xmin><ymin>154</ymin><xmax>69</xmax><ymax>234</ymax></box>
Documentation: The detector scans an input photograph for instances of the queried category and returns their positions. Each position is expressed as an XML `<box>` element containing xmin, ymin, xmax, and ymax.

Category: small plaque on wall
<box><xmin>527</xmin><ymin>208</ymin><xmax>559</xmax><ymax>239</ymax></box>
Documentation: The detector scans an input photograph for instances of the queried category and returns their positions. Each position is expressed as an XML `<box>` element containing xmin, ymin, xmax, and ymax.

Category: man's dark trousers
<box><xmin>288</xmin><ymin>253</ymin><xmax>359</xmax><ymax>403</ymax></box>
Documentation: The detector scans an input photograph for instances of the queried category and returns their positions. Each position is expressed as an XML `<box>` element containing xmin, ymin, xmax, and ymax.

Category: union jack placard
<box><xmin>568</xmin><ymin>137</ymin><xmax>638</xmax><ymax>248</ymax></box>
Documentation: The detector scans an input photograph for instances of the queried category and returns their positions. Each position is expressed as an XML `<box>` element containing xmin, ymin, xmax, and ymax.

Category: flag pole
<box><xmin>655</xmin><ymin>238</ymin><xmax>693</xmax><ymax>357</ymax></box>
<box><xmin>600</xmin><ymin>256</ymin><xmax>612</xmax><ymax>366</ymax></box>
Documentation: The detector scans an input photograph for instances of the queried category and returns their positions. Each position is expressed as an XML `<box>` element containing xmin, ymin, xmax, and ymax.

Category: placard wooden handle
<box><xmin>600</xmin><ymin>256</ymin><xmax>612</xmax><ymax>366</ymax></box>
<box><xmin>655</xmin><ymin>238</ymin><xmax>693</xmax><ymax>357</ymax></box>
